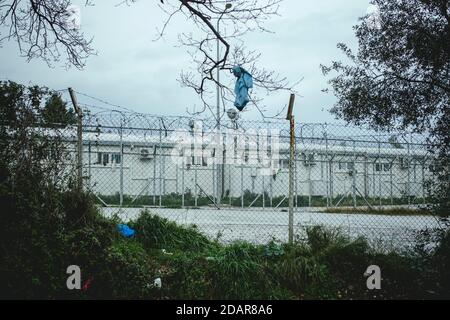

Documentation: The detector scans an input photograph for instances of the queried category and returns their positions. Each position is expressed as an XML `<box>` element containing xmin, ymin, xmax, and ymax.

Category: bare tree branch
<box><xmin>0</xmin><ymin>0</ymin><xmax>299</xmax><ymax>120</ymax></box>
<box><xmin>0</xmin><ymin>0</ymin><xmax>95</xmax><ymax>68</ymax></box>
<box><xmin>151</xmin><ymin>0</ymin><xmax>299</xmax><ymax>120</ymax></box>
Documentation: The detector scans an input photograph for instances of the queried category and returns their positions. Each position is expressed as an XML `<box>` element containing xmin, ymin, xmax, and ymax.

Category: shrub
<box><xmin>131</xmin><ymin>210</ymin><xmax>214</xmax><ymax>252</ymax></box>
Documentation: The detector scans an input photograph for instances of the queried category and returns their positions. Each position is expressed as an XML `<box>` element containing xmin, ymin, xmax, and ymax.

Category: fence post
<box><xmin>241</xmin><ymin>166</ymin><xmax>244</xmax><ymax>208</ymax></box>
<box><xmin>182</xmin><ymin>149</ymin><xmax>185</xmax><ymax>208</ymax></box>
<box><xmin>119</xmin><ymin>119</ymin><xmax>124</xmax><ymax>207</ymax></box>
<box><xmin>229</xmin><ymin>162</ymin><xmax>232</xmax><ymax>206</ymax></box>
<box><xmin>88</xmin><ymin>141</ymin><xmax>91</xmax><ymax>190</ymax></box>
<box><xmin>213</xmin><ymin>151</ymin><xmax>216</xmax><ymax>206</ymax></box>
<box><xmin>329</xmin><ymin>155</ymin><xmax>334</xmax><ymax>206</ymax></box>
<box><xmin>308</xmin><ymin>165</ymin><xmax>312</xmax><ymax>207</ymax></box>
<box><xmin>352</xmin><ymin>140</ymin><xmax>357</xmax><ymax>208</ymax></box>
<box><xmin>286</xmin><ymin>94</ymin><xmax>296</xmax><ymax>244</ymax></box>
<box><xmin>68</xmin><ymin>88</ymin><xmax>83</xmax><ymax>191</ymax></box>
<box><xmin>324</xmin><ymin>125</ymin><xmax>329</xmax><ymax>208</ymax></box>
<box><xmin>390</xmin><ymin>159</ymin><xmax>394</xmax><ymax>205</ymax></box>
<box><xmin>378</xmin><ymin>139</ymin><xmax>382</xmax><ymax>207</ymax></box>
<box><xmin>421</xmin><ymin>158</ymin><xmax>426</xmax><ymax>205</ymax></box>
<box><xmin>407</xmin><ymin>133</ymin><xmax>412</xmax><ymax>206</ymax></box>
<box><xmin>194</xmin><ymin>155</ymin><xmax>198</xmax><ymax>207</ymax></box>
<box><xmin>364</xmin><ymin>154</ymin><xmax>368</xmax><ymax>199</ymax></box>
<box><xmin>159</xmin><ymin>127</ymin><xmax>163</xmax><ymax>207</ymax></box>
<box><xmin>262</xmin><ymin>175</ymin><xmax>265</xmax><ymax>209</ymax></box>
<box><xmin>153</xmin><ymin>144</ymin><xmax>157</xmax><ymax>205</ymax></box>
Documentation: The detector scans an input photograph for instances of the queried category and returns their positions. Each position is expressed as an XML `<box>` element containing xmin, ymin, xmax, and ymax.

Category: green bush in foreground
<box><xmin>2</xmin><ymin>186</ymin><xmax>449</xmax><ymax>300</ymax></box>
<box><xmin>130</xmin><ymin>210</ymin><xmax>214</xmax><ymax>252</ymax></box>
<box><xmin>3</xmin><ymin>200</ymin><xmax>450</xmax><ymax>299</ymax></box>
<box><xmin>126</xmin><ymin>213</ymin><xmax>450</xmax><ymax>300</ymax></box>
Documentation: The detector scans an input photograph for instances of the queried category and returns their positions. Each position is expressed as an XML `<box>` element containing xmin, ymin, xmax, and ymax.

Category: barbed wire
<box><xmin>0</xmin><ymin>78</ymin><xmax>431</xmax><ymax>147</ymax></box>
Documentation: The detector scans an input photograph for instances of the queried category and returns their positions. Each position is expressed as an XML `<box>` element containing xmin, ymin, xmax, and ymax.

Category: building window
<box><xmin>112</xmin><ymin>153</ymin><xmax>121</xmax><ymax>164</ymax></box>
<box><xmin>279</xmin><ymin>159</ymin><xmax>289</xmax><ymax>169</ymax></box>
<box><xmin>375</xmin><ymin>163</ymin><xmax>381</xmax><ymax>172</ymax></box>
<box><xmin>96</xmin><ymin>152</ymin><xmax>102</xmax><ymax>165</ymax></box>
<box><xmin>188</xmin><ymin>155</ymin><xmax>205</xmax><ymax>166</ymax></box>
<box><xmin>96</xmin><ymin>152</ymin><xmax>121</xmax><ymax>166</ymax></box>
<box><xmin>375</xmin><ymin>163</ymin><xmax>390</xmax><ymax>172</ymax></box>
<box><xmin>339</xmin><ymin>162</ymin><xmax>353</xmax><ymax>170</ymax></box>
<box><xmin>102</xmin><ymin>153</ymin><xmax>109</xmax><ymax>166</ymax></box>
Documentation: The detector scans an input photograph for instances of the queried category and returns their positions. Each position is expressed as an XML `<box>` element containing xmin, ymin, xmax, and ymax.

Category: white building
<box><xmin>73</xmin><ymin>127</ymin><xmax>435</xmax><ymax>207</ymax></box>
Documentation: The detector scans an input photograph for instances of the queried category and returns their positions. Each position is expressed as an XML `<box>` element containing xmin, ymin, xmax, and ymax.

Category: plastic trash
<box><xmin>232</xmin><ymin>66</ymin><xmax>253</xmax><ymax>111</ymax></box>
<box><xmin>154</xmin><ymin>277</ymin><xmax>162</xmax><ymax>289</ymax></box>
<box><xmin>162</xmin><ymin>249</ymin><xmax>173</xmax><ymax>255</ymax></box>
<box><xmin>116</xmin><ymin>224</ymin><xmax>135</xmax><ymax>238</ymax></box>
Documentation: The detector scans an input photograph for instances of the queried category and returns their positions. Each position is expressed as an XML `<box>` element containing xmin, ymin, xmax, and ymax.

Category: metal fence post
<box><xmin>213</xmin><ymin>151</ymin><xmax>216</xmax><ymax>205</ymax></box>
<box><xmin>88</xmin><ymin>141</ymin><xmax>91</xmax><ymax>190</ymax></box>
<box><xmin>421</xmin><ymin>159</ymin><xmax>426</xmax><ymax>205</ymax></box>
<box><xmin>181</xmin><ymin>147</ymin><xmax>185</xmax><ymax>208</ymax></box>
<box><xmin>119</xmin><ymin>120</ymin><xmax>124</xmax><ymax>207</ymax></box>
<box><xmin>229</xmin><ymin>162</ymin><xmax>232</xmax><ymax>206</ymax></box>
<box><xmin>241</xmin><ymin>165</ymin><xmax>244</xmax><ymax>208</ymax></box>
<box><xmin>153</xmin><ymin>143</ymin><xmax>157</xmax><ymax>205</ymax></box>
<box><xmin>352</xmin><ymin>140</ymin><xmax>357</xmax><ymax>208</ymax></box>
<box><xmin>294</xmin><ymin>132</ymin><xmax>298</xmax><ymax>209</ymax></box>
<box><xmin>286</xmin><ymin>94</ymin><xmax>296</xmax><ymax>244</ymax></box>
<box><xmin>308</xmin><ymin>165</ymin><xmax>312</xmax><ymax>207</ymax></box>
<box><xmin>159</xmin><ymin>127</ymin><xmax>162</xmax><ymax>207</ymax></box>
<box><xmin>407</xmin><ymin>133</ymin><xmax>412</xmax><ymax>206</ymax></box>
<box><xmin>68</xmin><ymin>88</ymin><xmax>83</xmax><ymax>191</ymax></box>
<box><xmin>195</xmin><ymin>157</ymin><xmax>198</xmax><ymax>207</ymax></box>
<box><xmin>390</xmin><ymin>158</ymin><xmax>394</xmax><ymax>205</ymax></box>
<box><xmin>329</xmin><ymin>156</ymin><xmax>334</xmax><ymax>206</ymax></box>
<box><xmin>288</xmin><ymin>116</ymin><xmax>295</xmax><ymax>243</ymax></box>
<box><xmin>378</xmin><ymin>140</ymin><xmax>382</xmax><ymax>207</ymax></box>
<box><xmin>262</xmin><ymin>175</ymin><xmax>265</xmax><ymax>209</ymax></box>
<box><xmin>325</xmin><ymin>125</ymin><xmax>330</xmax><ymax>208</ymax></box>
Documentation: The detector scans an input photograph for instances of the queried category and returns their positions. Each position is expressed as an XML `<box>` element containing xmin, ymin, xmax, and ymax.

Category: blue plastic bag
<box><xmin>117</xmin><ymin>224</ymin><xmax>135</xmax><ymax>238</ymax></box>
<box><xmin>232</xmin><ymin>66</ymin><xmax>253</xmax><ymax>111</ymax></box>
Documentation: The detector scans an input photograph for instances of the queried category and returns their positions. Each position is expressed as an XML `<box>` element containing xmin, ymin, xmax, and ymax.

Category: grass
<box><xmin>129</xmin><ymin>210</ymin><xmax>216</xmax><ymax>252</ymax></box>
<box><xmin>140</xmin><ymin>217</ymin><xmax>450</xmax><ymax>299</ymax></box>
<box><xmin>4</xmin><ymin>199</ymin><xmax>450</xmax><ymax>299</ymax></box>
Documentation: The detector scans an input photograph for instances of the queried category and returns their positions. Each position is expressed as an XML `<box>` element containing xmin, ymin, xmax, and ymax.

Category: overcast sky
<box><xmin>0</xmin><ymin>0</ymin><xmax>372</xmax><ymax>124</ymax></box>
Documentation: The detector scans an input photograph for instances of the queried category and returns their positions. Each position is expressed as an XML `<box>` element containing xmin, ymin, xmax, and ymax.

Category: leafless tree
<box><xmin>1</xmin><ymin>0</ymin><xmax>298</xmax><ymax>119</ymax></box>
<box><xmin>0</xmin><ymin>0</ymin><xmax>95</xmax><ymax>68</ymax></box>
<box><xmin>150</xmin><ymin>0</ymin><xmax>298</xmax><ymax>121</ymax></box>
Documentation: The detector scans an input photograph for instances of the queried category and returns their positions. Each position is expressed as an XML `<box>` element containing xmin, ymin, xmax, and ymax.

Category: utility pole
<box><xmin>68</xmin><ymin>87</ymin><xmax>83</xmax><ymax>191</ymax></box>
<box><xmin>216</xmin><ymin>2</ymin><xmax>232</xmax><ymax>206</ymax></box>
<box><xmin>216</xmin><ymin>15</ymin><xmax>222</xmax><ymax>206</ymax></box>
<box><xmin>286</xmin><ymin>94</ymin><xmax>296</xmax><ymax>244</ymax></box>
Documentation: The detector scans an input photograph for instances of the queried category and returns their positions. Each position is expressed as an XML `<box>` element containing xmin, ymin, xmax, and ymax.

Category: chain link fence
<box><xmin>75</xmin><ymin>110</ymin><xmax>444</xmax><ymax>250</ymax></box>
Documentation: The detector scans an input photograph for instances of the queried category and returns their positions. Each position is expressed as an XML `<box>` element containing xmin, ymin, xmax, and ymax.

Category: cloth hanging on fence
<box><xmin>232</xmin><ymin>66</ymin><xmax>253</xmax><ymax>111</ymax></box>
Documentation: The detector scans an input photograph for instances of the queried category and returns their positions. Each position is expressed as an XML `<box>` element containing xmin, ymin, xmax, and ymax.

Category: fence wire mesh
<box><xmin>76</xmin><ymin>110</ymin><xmax>443</xmax><ymax>250</ymax></box>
